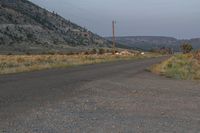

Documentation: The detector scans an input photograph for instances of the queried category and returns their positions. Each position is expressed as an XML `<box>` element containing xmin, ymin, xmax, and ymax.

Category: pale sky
<box><xmin>30</xmin><ymin>0</ymin><xmax>200</xmax><ymax>39</ymax></box>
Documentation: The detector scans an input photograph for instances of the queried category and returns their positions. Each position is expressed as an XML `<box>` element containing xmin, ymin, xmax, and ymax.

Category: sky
<box><xmin>30</xmin><ymin>0</ymin><xmax>200</xmax><ymax>39</ymax></box>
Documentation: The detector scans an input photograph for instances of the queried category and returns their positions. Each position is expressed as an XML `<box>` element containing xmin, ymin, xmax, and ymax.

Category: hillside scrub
<box><xmin>151</xmin><ymin>54</ymin><xmax>200</xmax><ymax>80</ymax></box>
<box><xmin>0</xmin><ymin>53</ymin><xmax>159</xmax><ymax>75</ymax></box>
<box><xmin>0</xmin><ymin>0</ymin><xmax>110</xmax><ymax>53</ymax></box>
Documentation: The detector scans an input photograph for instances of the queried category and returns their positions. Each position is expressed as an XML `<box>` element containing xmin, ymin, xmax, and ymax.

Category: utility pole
<box><xmin>112</xmin><ymin>20</ymin><xmax>116</xmax><ymax>54</ymax></box>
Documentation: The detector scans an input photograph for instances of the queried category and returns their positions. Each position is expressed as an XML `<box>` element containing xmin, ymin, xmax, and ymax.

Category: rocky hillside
<box><xmin>0</xmin><ymin>0</ymin><xmax>110</xmax><ymax>54</ymax></box>
<box><xmin>106</xmin><ymin>36</ymin><xmax>200</xmax><ymax>52</ymax></box>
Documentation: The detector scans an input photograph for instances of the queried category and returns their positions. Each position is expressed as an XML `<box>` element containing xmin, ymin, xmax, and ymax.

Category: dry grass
<box><xmin>0</xmin><ymin>53</ymin><xmax>159</xmax><ymax>75</ymax></box>
<box><xmin>151</xmin><ymin>54</ymin><xmax>200</xmax><ymax>80</ymax></box>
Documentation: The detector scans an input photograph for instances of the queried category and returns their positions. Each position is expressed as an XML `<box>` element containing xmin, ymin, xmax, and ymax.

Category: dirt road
<box><xmin>0</xmin><ymin>57</ymin><xmax>200</xmax><ymax>133</ymax></box>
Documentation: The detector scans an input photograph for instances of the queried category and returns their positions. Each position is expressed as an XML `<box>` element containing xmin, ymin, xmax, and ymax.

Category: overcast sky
<box><xmin>30</xmin><ymin>0</ymin><xmax>200</xmax><ymax>39</ymax></box>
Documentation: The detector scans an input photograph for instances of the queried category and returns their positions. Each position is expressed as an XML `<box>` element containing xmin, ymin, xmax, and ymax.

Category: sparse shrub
<box><xmin>106</xmin><ymin>49</ymin><xmax>110</xmax><ymax>53</ymax></box>
<box><xmin>112</xmin><ymin>50</ymin><xmax>119</xmax><ymax>54</ymax></box>
<box><xmin>180</xmin><ymin>43</ymin><xmax>193</xmax><ymax>54</ymax></box>
<box><xmin>84</xmin><ymin>51</ymin><xmax>90</xmax><ymax>55</ymax></box>
<box><xmin>25</xmin><ymin>52</ymin><xmax>30</xmax><ymax>55</ymax></box>
<box><xmin>27</xmin><ymin>33</ymin><xmax>33</xmax><ymax>39</ymax></box>
<box><xmin>6</xmin><ymin>26</ymin><xmax>9</xmax><ymax>31</ymax></box>
<box><xmin>99</xmin><ymin>48</ymin><xmax>105</xmax><ymax>55</ymax></box>
<box><xmin>67</xmin><ymin>52</ymin><xmax>75</xmax><ymax>55</ymax></box>
<box><xmin>47</xmin><ymin>51</ymin><xmax>56</xmax><ymax>55</ymax></box>
<box><xmin>91</xmin><ymin>49</ymin><xmax>97</xmax><ymax>54</ymax></box>
<box><xmin>150</xmin><ymin>47</ymin><xmax>173</xmax><ymax>55</ymax></box>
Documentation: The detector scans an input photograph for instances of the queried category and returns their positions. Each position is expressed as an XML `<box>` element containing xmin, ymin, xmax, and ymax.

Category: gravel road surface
<box><xmin>0</xmin><ymin>57</ymin><xmax>200</xmax><ymax>133</ymax></box>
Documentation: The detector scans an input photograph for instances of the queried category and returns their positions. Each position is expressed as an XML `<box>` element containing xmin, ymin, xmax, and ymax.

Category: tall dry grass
<box><xmin>0</xmin><ymin>53</ymin><xmax>158</xmax><ymax>74</ymax></box>
<box><xmin>151</xmin><ymin>54</ymin><xmax>200</xmax><ymax>80</ymax></box>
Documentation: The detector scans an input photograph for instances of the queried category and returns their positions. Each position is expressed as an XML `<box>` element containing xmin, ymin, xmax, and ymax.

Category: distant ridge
<box><xmin>106</xmin><ymin>36</ymin><xmax>200</xmax><ymax>52</ymax></box>
<box><xmin>0</xmin><ymin>0</ymin><xmax>111</xmax><ymax>54</ymax></box>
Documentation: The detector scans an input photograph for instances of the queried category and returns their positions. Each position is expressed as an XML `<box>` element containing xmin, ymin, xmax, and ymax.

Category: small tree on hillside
<box><xmin>180</xmin><ymin>43</ymin><xmax>193</xmax><ymax>54</ymax></box>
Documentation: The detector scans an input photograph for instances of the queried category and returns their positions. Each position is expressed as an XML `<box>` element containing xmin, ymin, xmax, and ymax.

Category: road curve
<box><xmin>0</xmin><ymin>57</ymin><xmax>200</xmax><ymax>133</ymax></box>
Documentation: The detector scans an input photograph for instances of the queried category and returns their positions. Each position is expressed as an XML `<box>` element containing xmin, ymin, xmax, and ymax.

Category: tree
<box><xmin>180</xmin><ymin>43</ymin><xmax>193</xmax><ymax>54</ymax></box>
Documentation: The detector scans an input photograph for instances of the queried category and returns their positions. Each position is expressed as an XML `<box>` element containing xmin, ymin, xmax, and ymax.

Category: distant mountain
<box><xmin>0</xmin><ymin>0</ymin><xmax>111</xmax><ymax>54</ymax></box>
<box><xmin>187</xmin><ymin>38</ymin><xmax>200</xmax><ymax>50</ymax></box>
<box><xmin>106</xmin><ymin>36</ymin><xmax>200</xmax><ymax>52</ymax></box>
